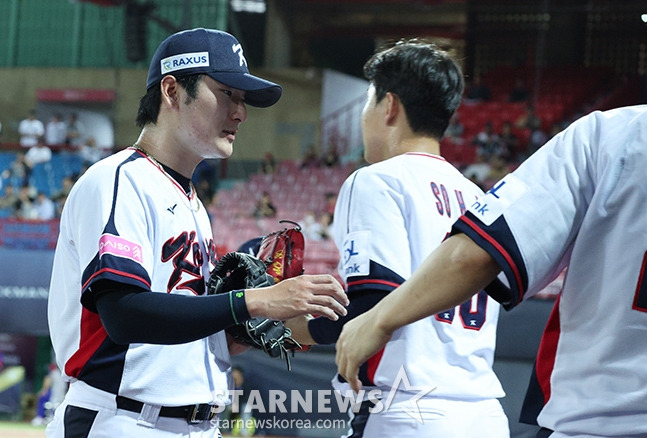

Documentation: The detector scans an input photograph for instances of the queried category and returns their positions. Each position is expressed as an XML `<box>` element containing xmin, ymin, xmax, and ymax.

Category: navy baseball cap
<box><xmin>146</xmin><ymin>28</ymin><xmax>282</xmax><ymax>108</ymax></box>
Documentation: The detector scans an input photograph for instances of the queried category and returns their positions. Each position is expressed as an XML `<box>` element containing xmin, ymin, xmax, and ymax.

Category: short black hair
<box><xmin>136</xmin><ymin>74</ymin><xmax>204</xmax><ymax>128</ymax></box>
<box><xmin>363</xmin><ymin>38</ymin><xmax>464</xmax><ymax>139</ymax></box>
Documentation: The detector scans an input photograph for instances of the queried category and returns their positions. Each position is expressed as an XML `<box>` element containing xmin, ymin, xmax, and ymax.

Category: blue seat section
<box><xmin>0</xmin><ymin>151</ymin><xmax>82</xmax><ymax>197</ymax></box>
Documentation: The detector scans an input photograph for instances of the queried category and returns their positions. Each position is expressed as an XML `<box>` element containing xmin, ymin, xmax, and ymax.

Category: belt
<box><xmin>116</xmin><ymin>395</ymin><xmax>219</xmax><ymax>424</ymax></box>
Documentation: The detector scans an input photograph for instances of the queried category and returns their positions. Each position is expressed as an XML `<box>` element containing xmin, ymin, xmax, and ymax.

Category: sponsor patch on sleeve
<box><xmin>99</xmin><ymin>233</ymin><xmax>143</xmax><ymax>263</ymax></box>
<box><xmin>468</xmin><ymin>174</ymin><xmax>529</xmax><ymax>226</ymax></box>
<box><xmin>341</xmin><ymin>231</ymin><xmax>370</xmax><ymax>280</ymax></box>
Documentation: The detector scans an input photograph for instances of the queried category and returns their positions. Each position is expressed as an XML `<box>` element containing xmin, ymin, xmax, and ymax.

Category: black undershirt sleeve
<box><xmin>308</xmin><ymin>289</ymin><xmax>388</xmax><ymax>345</ymax></box>
<box><xmin>93</xmin><ymin>281</ymin><xmax>250</xmax><ymax>345</ymax></box>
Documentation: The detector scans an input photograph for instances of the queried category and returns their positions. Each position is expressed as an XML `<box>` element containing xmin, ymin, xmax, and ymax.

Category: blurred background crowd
<box><xmin>0</xmin><ymin>0</ymin><xmax>645</xmax><ymax>436</ymax></box>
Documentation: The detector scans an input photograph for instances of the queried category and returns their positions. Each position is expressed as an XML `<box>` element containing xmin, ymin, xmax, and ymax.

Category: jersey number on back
<box><xmin>435</xmin><ymin>290</ymin><xmax>488</xmax><ymax>330</ymax></box>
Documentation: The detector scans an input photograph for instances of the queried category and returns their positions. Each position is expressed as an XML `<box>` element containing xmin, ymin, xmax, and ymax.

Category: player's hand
<box><xmin>335</xmin><ymin>310</ymin><xmax>393</xmax><ymax>393</ymax></box>
<box><xmin>245</xmin><ymin>274</ymin><xmax>348</xmax><ymax>321</ymax></box>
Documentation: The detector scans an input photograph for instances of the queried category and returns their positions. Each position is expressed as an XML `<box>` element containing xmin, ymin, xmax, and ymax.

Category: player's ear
<box><xmin>160</xmin><ymin>75</ymin><xmax>180</xmax><ymax>108</ymax></box>
<box><xmin>384</xmin><ymin>92</ymin><xmax>400</xmax><ymax>126</ymax></box>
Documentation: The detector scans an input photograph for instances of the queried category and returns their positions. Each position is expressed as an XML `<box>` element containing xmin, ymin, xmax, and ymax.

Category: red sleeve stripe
<box><xmin>366</xmin><ymin>347</ymin><xmax>385</xmax><ymax>385</ymax></box>
<box><xmin>82</xmin><ymin>267</ymin><xmax>151</xmax><ymax>291</ymax></box>
<box><xmin>460</xmin><ymin>215</ymin><xmax>525</xmax><ymax>305</ymax></box>
<box><xmin>347</xmin><ymin>279</ymin><xmax>400</xmax><ymax>289</ymax></box>
<box><xmin>534</xmin><ymin>295</ymin><xmax>562</xmax><ymax>405</ymax></box>
<box><xmin>64</xmin><ymin>308</ymin><xmax>108</xmax><ymax>378</ymax></box>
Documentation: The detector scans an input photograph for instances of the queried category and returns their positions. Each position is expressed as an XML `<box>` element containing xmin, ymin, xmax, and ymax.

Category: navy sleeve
<box><xmin>94</xmin><ymin>282</ymin><xmax>250</xmax><ymax>345</ymax></box>
<box><xmin>308</xmin><ymin>289</ymin><xmax>387</xmax><ymax>345</ymax></box>
<box><xmin>451</xmin><ymin>211</ymin><xmax>529</xmax><ymax>310</ymax></box>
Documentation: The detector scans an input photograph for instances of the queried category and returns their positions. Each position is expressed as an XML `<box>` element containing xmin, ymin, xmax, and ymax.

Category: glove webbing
<box><xmin>208</xmin><ymin>252</ymin><xmax>274</xmax><ymax>296</ymax></box>
<box><xmin>245</xmin><ymin>319</ymin><xmax>303</xmax><ymax>370</ymax></box>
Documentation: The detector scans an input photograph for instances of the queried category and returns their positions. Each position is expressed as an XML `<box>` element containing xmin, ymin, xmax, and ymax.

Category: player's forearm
<box><xmin>285</xmin><ymin>289</ymin><xmax>386</xmax><ymax>345</ymax></box>
<box><xmin>285</xmin><ymin>315</ymin><xmax>317</xmax><ymax>345</ymax></box>
<box><xmin>243</xmin><ymin>274</ymin><xmax>348</xmax><ymax>321</ymax></box>
<box><xmin>95</xmin><ymin>290</ymin><xmax>243</xmax><ymax>344</ymax></box>
<box><xmin>372</xmin><ymin>233</ymin><xmax>500</xmax><ymax>336</ymax></box>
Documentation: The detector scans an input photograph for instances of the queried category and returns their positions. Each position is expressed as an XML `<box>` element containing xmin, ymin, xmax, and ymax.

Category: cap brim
<box><xmin>208</xmin><ymin>72</ymin><xmax>282</xmax><ymax>108</ymax></box>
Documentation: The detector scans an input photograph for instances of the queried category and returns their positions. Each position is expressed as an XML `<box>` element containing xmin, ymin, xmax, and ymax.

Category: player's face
<box><xmin>361</xmin><ymin>85</ymin><xmax>386</xmax><ymax>164</ymax></box>
<box><xmin>177</xmin><ymin>76</ymin><xmax>248</xmax><ymax>160</ymax></box>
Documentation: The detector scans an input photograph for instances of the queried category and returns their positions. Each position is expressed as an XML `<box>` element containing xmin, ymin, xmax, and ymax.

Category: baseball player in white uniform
<box><xmin>287</xmin><ymin>39</ymin><xmax>508</xmax><ymax>437</ymax></box>
<box><xmin>336</xmin><ymin>105</ymin><xmax>647</xmax><ymax>438</ymax></box>
<box><xmin>46</xmin><ymin>28</ymin><xmax>348</xmax><ymax>438</ymax></box>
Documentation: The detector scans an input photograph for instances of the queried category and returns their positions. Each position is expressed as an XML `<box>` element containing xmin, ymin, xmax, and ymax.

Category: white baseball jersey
<box><xmin>48</xmin><ymin>147</ymin><xmax>230</xmax><ymax>406</ymax></box>
<box><xmin>333</xmin><ymin>152</ymin><xmax>504</xmax><ymax>400</ymax></box>
<box><xmin>454</xmin><ymin>105</ymin><xmax>647</xmax><ymax>436</ymax></box>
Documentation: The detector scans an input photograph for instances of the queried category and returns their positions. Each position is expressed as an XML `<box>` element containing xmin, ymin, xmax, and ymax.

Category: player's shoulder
<box><xmin>599</xmin><ymin>104</ymin><xmax>647</xmax><ymax>119</ymax></box>
<box><xmin>561</xmin><ymin>105</ymin><xmax>647</xmax><ymax>157</ymax></box>
<box><xmin>340</xmin><ymin>160</ymin><xmax>395</xmax><ymax>193</ymax></box>
<box><xmin>86</xmin><ymin>148</ymin><xmax>139</xmax><ymax>173</ymax></box>
<box><xmin>343</xmin><ymin>153</ymin><xmax>465</xmax><ymax>190</ymax></box>
<box><xmin>576</xmin><ymin>105</ymin><xmax>647</xmax><ymax>131</ymax></box>
<box><xmin>349</xmin><ymin>153</ymin><xmax>414</xmax><ymax>181</ymax></box>
<box><xmin>71</xmin><ymin>148</ymin><xmax>139</xmax><ymax>191</ymax></box>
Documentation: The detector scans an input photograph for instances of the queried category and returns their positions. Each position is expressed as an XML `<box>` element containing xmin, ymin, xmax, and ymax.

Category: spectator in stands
<box><xmin>78</xmin><ymin>136</ymin><xmax>105</xmax><ymax>167</ymax></box>
<box><xmin>323</xmin><ymin>191</ymin><xmax>337</xmax><ymax>219</ymax></box>
<box><xmin>528</xmin><ymin>126</ymin><xmax>548</xmax><ymax>156</ymax></box>
<box><xmin>18</xmin><ymin>110</ymin><xmax>45</xmax><ymax>148</ymax></box>
<box><xmin>498</xmin><ymin>121</ymin><xmax>518</xmax><ymax>162</ymax></box>
<box><xmin>252</xmin><ymin>190</ymin><xmax>276</xmax><ymax>219</ymax></box>
<box><xmin>444</xmin><ymin>113</ymin><xmax>464</xmax><ymax>144</ymax></box>
<box><xmin>195</xmin><ymin>177</ymin><xmax>215</xmax><ymax>207</ymax></box>
<box><xmin>508</xmin><ymin>77</ymin><xmax>530</xmax><ymax>102</ymax></box>
<box><xmin>485</xmin><ymin>156</ymin><xmax>510</xmax><ymax>189</ymax></box>
<box><xmin>25</xmin><ymin>136</ymin><xmax>53</xmax><ymax>168</ymax></box>
<box><xmin>0</xmin><ymin>184</ymin><xmax>19</xmax><ymax>216</ymax></box>
<box><xmin>472</xmin><ymin>121</ymin><xmax>502</xmax><ymax>160</ymax></box>
<box><xmin>52</xmin><ymin>175</ymin><xmax>76</xmax><ymax>203</ymax></box>
<box><xmin>465</xmin><ymin>74</ymin><xmax>491</xmax><ymax>103</ymax></box>
<box><xmin>260</xmin><ymin>151</ymin><xmax>277</xmax><ymax>174</ymax></box>
<box><xmin>515</xmin><ymin>104</ymin><xmax>542</xmax><ymax>131</ymax></box>
<box><xmin>1</xmin><ymin>151</ymin><xmax>31</xmax><ymax>187</ymax></box>
<box><xmin>45</xmin><ymin>113</ymin><xmax>68</xmax><ymax>147</ymax></box>
<box><xmin>461</xmin><ymin>154</ymin><xmax>491</xmax><ymax>191</ymax></box>
<box><xmin>301</xmin><ymin>210</ymin><xmax>333</xmax><ymax>242</ymax></box>
<box><xmin>51</xmin><ymin>175</ymin><xmax>76</xmax><ymax>217</ymax></box>
<box><xmin>54</xmin><ymin>193</ymin><xmax>68</xmax><ymax>219</ymax></box>
<box><xmin>322</xmin><ymin>145</ymin><xmax>340</xmax><ymax>167</ymax></box>
<box><xmin>301</xmin><ymin>211</ymin><xmax>324</xmax><ymax>241</ymax></box>
<box><xmin>15</xmin><ymin>183</ymin><xmax>37</xmax><ymax>219</ymax></box>
<box><xmin>34</xmin><ymin>192</ymin><xmax>56</xmax><ymax>221</ymax></box>
<box><xmin>65</xmin><ymin>112</ymin><xmax>84</xmax><ymax>147</ymax></box>
<box><xmin>316</xmin><ymin>211</ymin><xmax>333</xmax><ymax>241</ymax></box>
<box><xmin>193</xmin><ymin>159</ymin><xmax>219</xmax><ymax>203</ymax></box>
<box><xmin>300</xmin><ymin>144</ymin><xmax>321</xmax><ymax>168</ymax></box>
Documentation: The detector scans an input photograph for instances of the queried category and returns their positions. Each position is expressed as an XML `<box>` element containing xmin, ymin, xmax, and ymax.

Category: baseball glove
<box><xmin>257</xmin><ymin>220</ymin><xmax>305</xmax><ymax>283</ymax></box>
<box><xmin>208</xmin><ymin>248</ymin><xmax>303</xmax><ymax>369</ymax></box>
<box><xmin>255</xmin><ymin>220</ymin><xmax>311</xmax><ymax>353</ymax></box>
